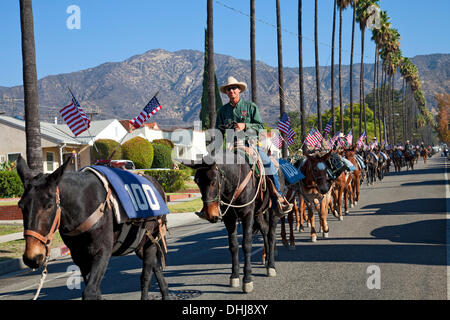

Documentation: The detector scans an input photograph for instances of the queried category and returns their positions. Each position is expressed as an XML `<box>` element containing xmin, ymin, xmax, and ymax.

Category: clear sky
<box><xmin>0</xmin><ymin>0</ymin><xmax>449</xmax><ymax>87</ymax></box>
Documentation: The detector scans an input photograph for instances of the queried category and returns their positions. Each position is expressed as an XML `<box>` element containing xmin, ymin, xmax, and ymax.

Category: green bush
<box><xmin>92</xmin><ymin>139</ymin><xmax>123</xmax><ymax>161</ymax></box>
<box><xmin>122</xmin><ymin>137</ymin><xmax>154</xmax><ymax>169</ymax></box>
<box><xmin>143</xmin><ymin>170</ymin><xmax>185</xmax><ymax>193</ymax></box>
<box><xmin>0</xmin><ymin>171</ymin><xmax>24</xmax><ymax>198</ymax></box>
<box><xmin>151</xmin><ymin>143</ymin><xmax>173</xmax><ymax>169</ymax></box>
<box><xmin>152</xmin><ymin>139</ymin><xmax>174</xmax><ymax>149</ymax></box>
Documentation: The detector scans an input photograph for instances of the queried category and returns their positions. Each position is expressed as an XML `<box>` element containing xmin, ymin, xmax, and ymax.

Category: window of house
<box><xmin>46</xmin><ymin>152</ymin><xmax>54</xmax><ymax>172</ymax></box>
<box><xmin>7</xmin><ymin>153</ymin><xmax>21</xmax><ymax>163</ymax></box>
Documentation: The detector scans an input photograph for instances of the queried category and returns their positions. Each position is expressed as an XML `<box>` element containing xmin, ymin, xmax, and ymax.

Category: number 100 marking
<box><xmin>124</xmin><ymin>184</ymin><xmax>161</xmax><ymax>211</ymax></box>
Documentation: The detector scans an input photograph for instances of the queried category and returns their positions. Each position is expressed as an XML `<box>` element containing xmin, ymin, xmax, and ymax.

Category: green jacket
<box><xmin>215</xmin><ymin>99</ymin><xmax>264</xmax><ymax>138</ymax></box>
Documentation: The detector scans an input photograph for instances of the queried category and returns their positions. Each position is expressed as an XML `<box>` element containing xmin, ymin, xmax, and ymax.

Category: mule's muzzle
<box><xmin>196</xmin><ymin>202</ymin><xmax>221</xmax><ymax>223</ymax></box>
<box><xmin>23</xmin><ymin>237</ymin><xmax>47</xmax><ymax>269</ymax></box>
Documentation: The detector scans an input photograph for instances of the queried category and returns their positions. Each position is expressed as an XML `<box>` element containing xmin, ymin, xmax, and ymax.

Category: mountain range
<box><xmin>0</xmin><ymin>49</ymin><xmax>448</xmax><ymax>127</ymax></box>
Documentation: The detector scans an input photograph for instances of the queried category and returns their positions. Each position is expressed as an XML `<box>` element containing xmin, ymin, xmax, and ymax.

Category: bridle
<box><xmin>23</xmin><ymin>186</ymin><xmax>61</xmax><ymax>253</ymax></box>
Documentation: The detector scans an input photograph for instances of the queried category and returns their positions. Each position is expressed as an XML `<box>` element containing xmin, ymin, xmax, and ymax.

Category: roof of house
<box><xmin>54</xmin><ymin>119</ymin><xmax>122</xmax><ymax>144</ymax></box>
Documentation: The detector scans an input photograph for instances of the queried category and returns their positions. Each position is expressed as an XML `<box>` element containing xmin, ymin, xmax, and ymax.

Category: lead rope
<box><xmin>32</xmin><ymin>255</ymin><xmax>50</xmax><ymax>300</ymax></box>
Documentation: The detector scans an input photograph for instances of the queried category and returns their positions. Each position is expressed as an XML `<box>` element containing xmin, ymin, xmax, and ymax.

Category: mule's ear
<box><xmin>47</xmin><ymin>155</ymin><xmax>71</xmax><ymax>186</ymax></box>
<box><xmin>16</xmin><ymin>155</ymin><xmax>34</xmax><ymax>186</ymax></box>
<box><xmin>179</xmin><ymin>155</ymin><xmax>215</xmax><ymax>170</ymax></box>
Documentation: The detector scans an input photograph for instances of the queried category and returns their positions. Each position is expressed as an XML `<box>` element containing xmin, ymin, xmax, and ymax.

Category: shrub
<box><xmin>0</xmin><ymin>171</ymin><xmax>24</xmax><ymax>198</ymax></box>
<box><xmin>92</xmin><ymin>139</ymin><xmax>123</xmax><ymax>161</ymax></box>
<box><xmin>122</xmin><ymin>137</ymin><xmax>154</xmax><ymax>169</ymax></box>
<box><xmin>143</xmin><ymin>170</ymin><xmax>185</xmax><ymax>193</ymax></box>
<box><xmin>152</xmin><ymin>139</ymin><xmax>174</xmax><ymax>149</ymax></box>
<box><xmin>151</xmin><ymin>143</ymin><xmax>173</xmax><ymax>169</ymax></box>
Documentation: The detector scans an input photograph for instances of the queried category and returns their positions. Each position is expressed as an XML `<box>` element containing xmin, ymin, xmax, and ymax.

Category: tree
<box><xmin>330</xmin><ymin>0</ymin><xmax>337</xmax><ymax>135</ymax></box>
<box><xmin>19</xmin><ymin>0</ymin><xmax>42</xmax><ymax>174</ymax></box>
<box><xmin>200</xmin><ymin>28</ymin><xmax>222</xmax><ymax>130</ymax></box>
<box><xmin>337</xmin><ymin>0</ymin><xmax>351</xmax><ymax>133</ymax></box>
<box><xmin>314</xmin><ymin>0</ymin><xmax>322</xmax><ymax>131</ymax></box>
<box><xmin>276</xmin><ymin>0</ymin><xmax>287</xmax><ymax>158</ymax></box>
<box><xmin>298</xmin><ymin>0</ymin><xmax>306</xmax><ymax>153</ymax></box>
<box><xmin>250</xmin><ymin>0</ymin><xmax>257</xmax><ymax>104</ymax></box>
<box><xmin>206</xmin><ymin>0</ymin><xmax>216</xmax><ymax>129</ymax></box>
<box><xmin>349</xmin><ymin>0</ymin><xmax>358</xmax><ymax>142</ymax></box>
<box><xmin>435</xmin><ymin>93</ymin><xmax>450</xmax><ymax>144</ymax></box>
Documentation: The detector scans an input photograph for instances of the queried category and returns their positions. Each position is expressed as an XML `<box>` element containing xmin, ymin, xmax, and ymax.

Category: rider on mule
<box><xmin>216</xmin><ymin>76</ymin><xmax>293</xmax><ymax>217</ymax></box>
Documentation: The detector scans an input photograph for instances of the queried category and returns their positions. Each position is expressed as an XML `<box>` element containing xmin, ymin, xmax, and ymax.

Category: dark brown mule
<box><xmin>420</xmin><ymin>148</ymin><xmax>429</xmax><ymax>163</ymax></box>
<box><xmin>17</xmin><ymin>156</ymin><xmax>169</xmax><ymax>300</ymax></box>
<box><xmin>297</xmin><ymin>151</ymin><xmax>334</xmax><ymax>242</ymax></box>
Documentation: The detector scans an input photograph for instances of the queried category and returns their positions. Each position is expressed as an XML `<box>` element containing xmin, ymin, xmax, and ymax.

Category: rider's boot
<box><xmin>266</xmin><ymin>176</ymin><xmax>293</xmax><ymax>218</ymax></box>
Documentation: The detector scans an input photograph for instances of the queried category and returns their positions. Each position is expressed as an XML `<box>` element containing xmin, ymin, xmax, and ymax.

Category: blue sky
<box><xmin>0</xmin><ymin>0</ymin><xmax>449</xmax><ymax>87</ymax></box>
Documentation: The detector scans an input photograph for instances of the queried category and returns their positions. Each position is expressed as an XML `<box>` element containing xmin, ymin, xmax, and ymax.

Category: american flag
<box><xmin>357</xmin><ymin>131</ymin><xmax>366</xmax><ymax>148</ymax></box>
<box><xmin>277</xmin><ymin>112</ymin><xmax>295</xmax><ymax>146</ymax></box>
<box><xmin>305</xmin><ymin>128</ymin><xmax>323</xmax><ymax>147</ymax></box>
<box><xmin>271</xmin><ymin>131</ymin><xmax>282</xmax><ymax>149</ymax></box>
<box><xmin>324</xmin><ymin>117</ymin><xmax>333</xmax><ymax>138</ymax></box>
<box><xmin>59</xmin><ymin>93</ymin><xmax>90</xmax><ymax>137</ymax></box>
<box><xmin>346</xmin><ymin>129</ymin><xmax>353</xmax><ymax>145</ymax></box>
<box><xmin>130</xmin><ymin>96</ymin><xmax>162</xmax><ymax>129</ymax></box>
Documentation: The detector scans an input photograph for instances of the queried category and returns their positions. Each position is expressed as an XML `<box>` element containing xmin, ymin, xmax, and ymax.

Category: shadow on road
<box><xmin>361</xmin><ymin>198</ymin><xmax>446</xmax><ymax>216</ymax></box>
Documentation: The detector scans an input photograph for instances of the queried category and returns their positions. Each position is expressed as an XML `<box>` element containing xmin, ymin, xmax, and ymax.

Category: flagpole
<box><xmin>67</xmin><ymin>87</ymin><xmax>99</xmax><ymax>153</ymax></box>
<box><xmin>106</xmin><ymin>90</ymin><xmax>160</xmax><ymax>161</ymax></box>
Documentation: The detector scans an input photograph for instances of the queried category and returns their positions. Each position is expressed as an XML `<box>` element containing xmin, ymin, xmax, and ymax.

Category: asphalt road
<box><xmin>0</xmin><ymin>155</ymin><xmax>448</xmax><ymax>301</ymax></box>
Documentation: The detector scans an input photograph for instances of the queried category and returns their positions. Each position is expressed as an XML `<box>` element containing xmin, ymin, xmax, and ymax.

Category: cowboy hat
<box><xmin>219</xmin><ymin>76</ymin><xmax>247</xmax><ymax>94</ymax></box>
<box><xmin>338</xmin><ymin>132</ymin><xmax>344</xmax><ymax>138</ymax></box>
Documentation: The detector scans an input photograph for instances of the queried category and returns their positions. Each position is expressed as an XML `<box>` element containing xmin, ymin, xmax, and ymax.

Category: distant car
<box><xmin>110</xmin><ymin>160</ymin><xmax>136</xmax><ymax>170</ymax></box>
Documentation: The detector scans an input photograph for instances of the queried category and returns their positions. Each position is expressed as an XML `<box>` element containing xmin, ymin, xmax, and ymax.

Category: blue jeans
<box><xmin>256</xmin><ymin>147</ymin><xmax>282</xmax><ymax>205</ymax></box>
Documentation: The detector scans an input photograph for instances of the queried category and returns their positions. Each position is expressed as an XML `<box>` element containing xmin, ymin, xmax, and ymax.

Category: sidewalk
<box><xmin>0</xmin><ymin>196</ymin><xmax>201</xmax><ymax>277</ymax></box>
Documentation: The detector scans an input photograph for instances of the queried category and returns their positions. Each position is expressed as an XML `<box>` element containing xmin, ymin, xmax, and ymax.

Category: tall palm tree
<box><xmin>207</xmin><ymin>0</ymin><xmax>216</xmax><ymax>129</ymax></box>
<box><xmin>314</xmin><ymin>0</ymin><xmax>322</xmax><ymax>131</ymax></box>
<box><xmin>19</xmin><ymin>0</ymin><xmax>42</xmax><ymax>174</ymax></box>
<box><xmin>356</xmin><ymin>0</ymin><xmax>379</xmax><ymax>141</ymax></box>
<box><xmin>330</xmin><ymin>0</ymin><xmax>337</xmax><ymax>134</ymax></box>
<box><xmin>349</xmin><ymin>0</ymin><xmax>358</xmax><ymax>141</ymax></box>
<box><xmin>276</xmin><ymin>0</ymin><xmax>287</xmax><ymax>158</ymax></box>
<box><xmin>250</xmin><ymin>0</ymin><xmax>257</xmax><ymax>104</ymax></box>
<box><xmin>298</xmin><ymin>0</ymin><xmax>306</xmax><ymax>152</ymax></box>
<box><xmin>337</xmin><ymin>0</ymin><xmax>351</xmax><ymax>134</ymax></box>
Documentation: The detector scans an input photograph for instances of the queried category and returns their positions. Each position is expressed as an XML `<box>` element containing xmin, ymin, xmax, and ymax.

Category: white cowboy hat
<box><xmin>219</xmin><ymin>76</ymin><xmax>247</xmax><ymax>94</ymax></box>
<box><xmin>338</xmin><ymin>132</ymin><xmax>344</xmax><ymax>138</ymax></box>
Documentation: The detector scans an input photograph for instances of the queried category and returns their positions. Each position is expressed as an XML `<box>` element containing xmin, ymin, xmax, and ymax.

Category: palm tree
<box><xmin>298</xmin><ymin>0</ymin><xmax>306</xmax><ymax>152</ymax></box>
<box><xmin>250</xmin><ymin>0</ymin><xmax>257</xmax><ymax>104</ymax></box>
<box><xmin>330</xmin><ymin>0</ymin><xmax>337</xmax><ymax>134</ymax></box>
<box><xmin>276</xmin><ymin>0</ymin><xmax>287</xmax><ymax>158</ymax></box>
<box><xmin>337</xmin><ymin>0</ymin><xmax>351</xmax><ymax>134</ymax></box>
<box><xmin>356</xmin><ymin>0</ymin><xmax>379</xmax><ymax>141</ymax></box>
<box><xmin>314</xmin><ymin>0</ymin><xmax>322</xmax><ymax>131</ymax></box>
<box><xmin>349</xmin><ymin>0</ymin><xmax>358</xmax><ymax>141</ymax></box>
<box><xmin>206</xmin><ymin>0</ymin><xmax>216</xmax><ymax>129</ymax></box>
<box><xmin>19</xmin><ymin>0</ymin><xmax>42</xmax><ymax>174</ymax></box>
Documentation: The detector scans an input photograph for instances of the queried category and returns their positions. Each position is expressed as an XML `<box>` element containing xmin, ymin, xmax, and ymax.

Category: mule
<box><xmin>343</xmin><ymin>145</ymin><xmax>361</xmax><ymax>209</ymax></box>
<box><xmin>362</xmin><ymin>150</ymin><xmax>378</xmax><ymax>185</ymax></box>
<box><xmin>391</xmin><ymin>149</ymin><xmax>403</xmax><ymax>172</ymax></box>
<box><xmin>404</xmin><ymin>150</ymin><xmax>415</xmax><ymax>171</ymax></box>
<box><xmin>17</xmin><ymin>156</ymin><xmax>169</xmax><ymax>300</ymax></box>
<box><xmin>420</xmin><ymin>148</ymin><xmax>429</xmax><ymax>163</ymax></box>
<box><xmin>185</xmin><ymin>150</ymin><xmax>277</xmax><ymax>293</ymax></box>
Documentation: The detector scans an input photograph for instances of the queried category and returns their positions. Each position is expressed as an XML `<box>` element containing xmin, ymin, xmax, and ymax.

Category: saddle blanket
<box><xmin>341</xmin><ymin>157</ymin><xmax>356</xmax><ymax>171</ymax></box>
<box><xmin>379</xmin><ymin>151</ymin><xmax>388</xmax><ymax>161</ymax></box>
<box><xmin>278</xmin><ymin>159</ymin><xmax>305</xmax><ymax>184</ymax></box>
<box><xmin>370</xmin><ymin>152</ymin><xmax>379</xmax><ymax>162</ymax></box>
<box><xmin>355</xmin><ymin>154</ymin><xmax>366</xmax><ymax>169</ymax></box>
<box><xmin>88</xmin><ymin>166</ymin><xmax>170</xmax><ymax>220</ymax></box>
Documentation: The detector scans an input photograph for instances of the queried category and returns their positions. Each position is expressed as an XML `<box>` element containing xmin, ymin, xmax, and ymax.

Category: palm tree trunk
<box><xmin>338</xmin><ymin>4</ymin><xmax>344</xmax><ymax>134</ymax></box>
<box><xmin>298</xmin><ymin>0</ymin><xmax>306</xmax><ymax>153</ymax></box>
<box><xmin>207</xmin><ymin>0</ymin><xmax>216</xmax><ymax>129</ymax></box>
<box><xmin>381</xmin><ymin>66</ymin><xmax>387</xmax><ymax>142</ymax></box>
<box><xmin>276</xmin><ymin>0</ymin><xmax>287</xmax><ymax>158</ymax></box>
<box><xmin>349</xmin><ymin>4</ymin><xmax>356</xmax><ymax>139</ymax></box>
<box><xmin>250</xmin><ymin>0</ymin><xmax>257</xmax><ymax>104</ymax></box>
<box><xmin>19</xmin><ymin>0</ymin><xmax>42</xmax><ymax>174</ymax></box>
<box><xmin>331</xmin><ymin>0</ymin><xmax>337</xmax><ymax>135</ymax></box>
<box><xmin>387</xmin><ymin>73</ymin><xmax>393</xmax><ymax>143</ymax></box>
<box><xmin>359</xmin><ymin>28</ymin><xmax>365</xmax><ymax>141</ymax></box>
<box><xmin>377</xmin><ymin>51</ymin><xmax>382</xmax><ymax>140</ymax></box>
<box><xmin>314</xmin><ymin>0</ymin><xmax>322</xmax><ymax>131</ymax></box>
<box><xmin>373</xmin><ymin>45</ymin><xmax>377</xmax><ymax>140</ymax></box>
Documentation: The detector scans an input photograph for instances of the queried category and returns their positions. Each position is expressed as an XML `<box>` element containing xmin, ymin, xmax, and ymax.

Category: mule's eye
<box><xmin>44</xmin><ymin>202</ymin><xmax>54</xmax><ymax>210</ymax></box>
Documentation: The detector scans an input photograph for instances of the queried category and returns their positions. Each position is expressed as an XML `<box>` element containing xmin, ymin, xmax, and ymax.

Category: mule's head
<box><xmin>16</xmin><ymin>155</ymin><xmax>70</xmax><ymax>269</ymax></box>
<box><xmin>183</xmin><ymin>158</ymin><xmax>222</xmax><ymax>223</ymax></box>
<box><xmin>305</xmin><ymin>150</ymin><xmax>332</xmax><ymax>194</ymax></box>
<box><xmin>343</xmin><ymin>144</ymin><xmax>357</xmax><ymax>159</ymax></box>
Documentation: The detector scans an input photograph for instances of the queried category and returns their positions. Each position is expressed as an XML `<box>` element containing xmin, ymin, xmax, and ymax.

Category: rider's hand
<box><xmin>234</xmin><ymin>123</ymin><xmax>246</xmax><ymax>131</ymax></box>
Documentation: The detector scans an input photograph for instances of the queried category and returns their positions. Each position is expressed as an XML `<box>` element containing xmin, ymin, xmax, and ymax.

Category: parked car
<box><xmin>110</xmin><ymin>160</ymin><xmax>136</xmax><ymax>170</ymax></box>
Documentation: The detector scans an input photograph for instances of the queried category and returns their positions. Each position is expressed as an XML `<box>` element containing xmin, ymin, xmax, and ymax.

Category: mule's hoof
<box><xmin>267</xmin><ymin>268</ymin><xmax>277</xmax><ymax>277</ymax></box>
<box><xmin>311</xmin><ymin>235</ymin><xmax>317</xmax><ymax>242</ymax></box>
<box><xmin>230</xmin><ymin>278</ymin><xmax>240</xmax><ymax>288</ymax></box>
<box><xmin>350</xmin><ymin>204</ymin><xmax>354</xmax><ymax>208</ymax></box>
<box><xmin>242</xmin><ymin>281</ymin><xmax>254</xmax><ymax>293</ymax></box>
<box><xmin>307</xmin><ymin>222</ymin><xmax>311</xmax><ymax>228</ymax></box>
<box><xmin>323</xmin><ymin>231</ymin><xmax>329</xmax><ymax>238</ymax></box>
<box><xmin>345</xmin><ymin>210</ymin><xmax>349</xmax><ymax>214</ymax></box>
<box><xmin>333</xmin><ymin>210</ymin><xmax>339</xmax><ymax>218</ymax></box>
<box><xmin>354</xmin><ymin>201</ymin><xmax>358</xmax><ymax>206</ymax></box>
<box><xmin>339</xmin><ymin>216</ymin><xmax>344</xmax><ymax>221</ymax></box>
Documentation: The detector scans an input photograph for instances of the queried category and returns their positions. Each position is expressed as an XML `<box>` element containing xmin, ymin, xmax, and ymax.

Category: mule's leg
<box><xmin>240</xmin><ymin>209</ymin><xmax>255</xmax><ymax>293</ymax></box>
<box><xmin>266</xmin><ymin>208</ymin><xmax>279</xmax><ymax>277</ymax></box>
<box><xmin>280</xmin><ymin>216</ymin><xmax>288</xmax><ymax>248</ymax></box>
<box><xmin>288</xmin><ymin>209</ymin><xmax>295</xmax><ymax>248</ymax></box>
<box><xmin>320</xmin><ymin>198</ymin><xmax>330</xmax><ymax>238</ymax></box>
<box><xmin>254</xmin><ymin>212</ymin><xmax>269</xmax><ymax>265</ymax></box>
<box><xmin>223</xmin><ymin>213</ymin><xmax>240</xmax><ymax>288</ymax></box>
<box><xmin>139</xmin><ymin>240</ymin><xmax>169</xmax><ymax>300</ymax></box>
<box><xmin>307</xmin><ymin>204</ymin><xmax>317</xmax><ymax>242</ymax></box>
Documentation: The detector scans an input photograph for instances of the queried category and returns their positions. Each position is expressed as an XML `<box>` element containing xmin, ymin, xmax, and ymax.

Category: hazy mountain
<box><xmin>0</xmin><ymin>49</ymin><xmax>448</xmax><ymax>127</ymax></box>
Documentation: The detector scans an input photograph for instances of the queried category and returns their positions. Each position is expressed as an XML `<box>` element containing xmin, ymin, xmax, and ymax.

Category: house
<box><xmin>0</xmin><ymin>117</ymin><xmax>128</xmax><ymax>173</ymax></box>
<box><xmin>0</xmin><ymin>115</ymin><xmax>88</xmax><ymax>173</ymax></box>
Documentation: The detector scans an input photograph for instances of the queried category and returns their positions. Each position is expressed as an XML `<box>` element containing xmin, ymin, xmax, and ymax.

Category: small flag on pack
<box><xmin>59</xmin><ymin>90</ymin><xmax>90</xmax><ymax>137</ymax></box>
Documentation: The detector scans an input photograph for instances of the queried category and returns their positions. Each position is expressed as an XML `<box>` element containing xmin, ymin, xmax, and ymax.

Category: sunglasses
<box><xmin>226</xmin><ymin>86</ymin><xmax>239</xmax><ymax>92</ymax></box>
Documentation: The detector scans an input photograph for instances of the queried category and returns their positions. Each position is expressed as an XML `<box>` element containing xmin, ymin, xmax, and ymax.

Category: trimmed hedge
<box><xmin>122</xmin><ymin>137</ymin><xmax>154</xmax><ymax>169</ymax></box>
<box><xmin>152</xmin><ymin>139</ymin><xmax>174</xmax><ymax>149</ymax></box>
<box><xmin>143</xmin><ymin>170</ymin><xmax>185</xmax><ymax>193</ymax></box>
<box><xmin>151</xmin><ymin>143</ymin><xmax>173</xmax><ymax>169</ymax></box>
<box><xmin>0</xmin><ymin>171</ymin><xmax>24</xmax><ymax>198</ymax></box>
<box><xmin>92</xmin><ymin>139</ymin><xmax>123</xmax><ymax>161</ymax></box>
